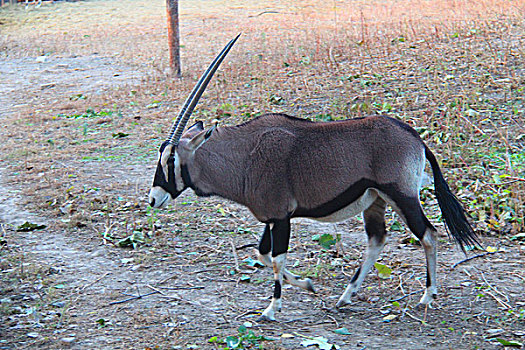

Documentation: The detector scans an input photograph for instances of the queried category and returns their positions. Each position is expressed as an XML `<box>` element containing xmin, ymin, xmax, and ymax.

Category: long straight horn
<box><xmin>167</xmin><ymin>33</ymin><xmax>241</xmax><ymax>145</ymax></box>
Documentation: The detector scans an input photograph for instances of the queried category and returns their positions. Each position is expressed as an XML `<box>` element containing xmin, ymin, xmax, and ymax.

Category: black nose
<box><xmin>149</xmin><ymin>198</ymin><xmax>155</xmax><ymax>207</ymax></box>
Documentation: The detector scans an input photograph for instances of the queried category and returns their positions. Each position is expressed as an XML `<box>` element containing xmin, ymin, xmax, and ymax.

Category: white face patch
<box><xmin>148</xmin><ymin>186</ymin><xmax>173</xmax><ymax>208</ymax></box>
<box><xmin>160</xmin><ymin>143</ymin><xmax>173</xmax><ymax>183</ymax></box>
<box><xmin>173</xmin><ymin>152</ymin><xmax>184</xmax><ymax>191</ymax></box>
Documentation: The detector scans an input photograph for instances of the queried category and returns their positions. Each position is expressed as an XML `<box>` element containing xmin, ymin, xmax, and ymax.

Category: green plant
<box><xmin>208</xmin><ymin>324</ymin><xmax>272</xmax><ymax>349</ymax></box>
<box><xmin>57</xmin><ymin>108</ymin><xmax>120</xmax><ymax>119</ymax></box>
<box><xmin>312</xmin><ymin>233</ymin><xmax>340</xmax><ymax>250</ymax></box>
<box><xmin>146</xmin><ymin>206</ymin><xmax>159</xmax><ymax>231</ymax></box>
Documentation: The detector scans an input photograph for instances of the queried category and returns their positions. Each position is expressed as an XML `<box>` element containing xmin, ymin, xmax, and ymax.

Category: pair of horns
<box><xmin>167</xmin><ymin>33</ymin><xmax>241</xmax><ymax>146</ymax></box>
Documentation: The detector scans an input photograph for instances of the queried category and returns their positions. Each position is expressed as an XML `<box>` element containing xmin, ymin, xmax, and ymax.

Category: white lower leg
<box><xmin>337</xmin><ymin>239</ymin><xmax>384</xmax><ymax>307</ymax></box>
<box><xmin>261</xmin><ymin>253</ymin><xmax>286</xmax><ymax>321</ymax></box>
<box><xmin>419</xmin><ymin>228</ymin><xmax>438</xmax><ymax>305</ymax></box>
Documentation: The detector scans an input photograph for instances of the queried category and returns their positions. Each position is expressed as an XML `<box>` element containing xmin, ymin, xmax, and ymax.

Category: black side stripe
<box><xmin>292</xmin><ymin>178</ymin><xmax>433</xmax><ymax>238</ymax></box>
<box><xmin>292</xmin><ymin>178</ymin><xmax>376</xmax><ymax>218</ymax></box>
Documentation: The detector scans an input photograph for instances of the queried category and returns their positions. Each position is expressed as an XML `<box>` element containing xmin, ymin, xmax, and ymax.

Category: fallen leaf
<box><xmin>333</xmin><ymin>328</ymin><xmax>351</xmax><ymax>335</ymax></box>
<box><xmin>383</xmin><ymin>314</ymin><xmax>397</xmax><ymax>322</ymax></box>
<box><xmin>16</xmin><ymin>221</ymin><xmax>47</xmax><ymax>232</ymax></box>
<box><xmin>495</xmin><ymin>338</ymin><xmax>523</xmax><ymax>347</ymax></box>
<box><xmin>240</xmin><ymin>274</ymin><xmax>251</xmax><ymax>282</ymax></box>
<box><xmin>300</xmin><ymin>335</ymin><xmax>340</xmax><ymax>350</ymax></box>
<box><xmin>374</xmin><ymin>262</ymin><xmax>392</xmax><ymax>279</ymax></box>
<box><xmin>112</xmin><ymin>132</ymin><xmax>129</xmax><ymax>138</ymax></box>
<box><xmin>243</xmin><ymin>257</ymin><xmax>264</xmax><ymax>268</ymax></box>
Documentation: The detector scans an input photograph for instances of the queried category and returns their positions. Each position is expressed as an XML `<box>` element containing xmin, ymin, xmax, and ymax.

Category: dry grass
<box><xmin>1</xmin><ymin>2</ymin><xmax>524</xmax><ymax>348</ymax></box>
<box><xmin>0</xmin><ymin>0</ymin><xmax>524</xmax><ymax>234</ymax></box>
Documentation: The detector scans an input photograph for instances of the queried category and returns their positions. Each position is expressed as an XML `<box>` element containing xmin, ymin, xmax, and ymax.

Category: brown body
<box><xmin>150</xmin><ymin>113</ymin><xmax>478</xmax><ymax>321</ymax></box>
<box><xmin>182</xmin><ymin>114</ymin><xmax>424</xmax><ymax>223</ymax></box>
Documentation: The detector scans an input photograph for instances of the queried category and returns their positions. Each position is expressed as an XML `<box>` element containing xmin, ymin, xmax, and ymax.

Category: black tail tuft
<box><xmin>425</xmin><ymin>146</ymin><xmax>480</xmax><ymax>253</ymax></box>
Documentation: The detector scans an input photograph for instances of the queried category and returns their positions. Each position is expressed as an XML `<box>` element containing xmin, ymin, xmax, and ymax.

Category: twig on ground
<box><xmin>485</xmin><ymin>290</ymin><xmax>512</xmax><ymax>310</ymax></box>
<box><xmin>480</xmin><ymin>271</ymin><xmax>510</xmax><ymax>302</ymax></box>
<box><xmin>81</xmin><ymin>272</ymin><xmax>111</xmax><ymax>291</ymax></box>
<box><xmin>146</xmin><ymin>284</ymin><xmax>167</xmax><ymax>295</ymax></box>
<box><xmin>340</xmin><ymin>265</ymin><xmax>354</xmax><ymax>278</ymax></box>
<box><xmin>405</xmin><ymin>311</ymin><xmax>427</xmax><ymax>324</ymax></box>
<box><xmin>146</xmin><ymin>284</ymin><xmax>221</xmax><ymax>313</ymax></box>
<box><xmin>324</xmin><ymin>314</ymin><xmax>339</xmax><ymax>328</ymax></box>
<box><xmin>390</xmin><ymin>288</ymin><xmax>424</xmax><ymax>302</ymax></box>
<box><xmin>280</xmin><ymin>317</ymin><xmax>310</xmax><ymax>324</ymax></box>
<box><xmin>450</xmin><ymin>251</ymin><xmax>496</xmax><ymax>270</ymax></box>
<box><xmin>157</xmin><ymin>273</ymin><xmax>179</xmax><ymax>285</ymax></box>
<box><xmin>189</xmin><ymin>268</ymin><xmax>224</xmax><ymax>275</ymax></box>
<box><xmin>509</xmin><ymin>272</ymin><xmax>525</xmax><ymax>282</ymax></box>
<box><xmin>109</xmin><ymin>291</ymin><xmax>160</xmax><ymax>305</ymax></box>
<box><xmin>230</xmin><ymin>238</ymin><xmax>240</xmax><ymax>272</ymax></box>
<box><xmin>236</xmin><ymin>243</ymin><xmax>257</xmax><ymax>250</ymax></box>
<box><xmin>158</xmin><ymin>285</ymin><xmax>205</xmax><ymax>290</ymax></box>
<box><xmin>235</xmin><ymin>309</ymin><xmax>261</xmax><ymax>320</ymax></box>
<box><xmin>248</xmin><ymin>10</ymin><xmax>279</xmax><ymax>18</ymax></box>
<box><xmin>479</xmin><ymin>271</ymin><xmax>512</xmax><ymax>309</ymax></box>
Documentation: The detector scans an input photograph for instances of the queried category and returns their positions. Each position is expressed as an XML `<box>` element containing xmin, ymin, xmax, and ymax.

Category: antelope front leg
<box><xmin>259</xmin><ymin>218</ymin><xmax>291</xmax><ymax>321</ymax></box>
<box><xmin>260</xmin><ymin>253</ymin><xmax>286</xmax><ymax>321</ymax></box>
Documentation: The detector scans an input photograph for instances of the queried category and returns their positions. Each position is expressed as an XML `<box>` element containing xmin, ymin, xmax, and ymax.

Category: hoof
<box><xmin>418</xmin><ymin>292</ymin><xmax>437</xmax><ymax>306</ymax></box>
<box><xmin>415</xmin><ymin>302</ymin><xmax>434</xmax><ymax>310</ymax></box>
<box><xmin>306</xmin><ymin>279</ymin><xmax>316</xmax><ymax>294</ymax></box>
<box><xmin>335</xmin><ymin>299</ymin><xmax>351</xmax><ymax>309</ymax></box>
<box><xmin>257</xmin><ymin>314</ymin><xmax>276</xmax><ymax>322</ymax></box>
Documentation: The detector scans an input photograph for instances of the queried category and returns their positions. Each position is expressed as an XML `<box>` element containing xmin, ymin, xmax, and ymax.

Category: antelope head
<box><xmin>148</xmin><ymin>34</ymin><xmax>239</xmax><ymax>208</ymax></box>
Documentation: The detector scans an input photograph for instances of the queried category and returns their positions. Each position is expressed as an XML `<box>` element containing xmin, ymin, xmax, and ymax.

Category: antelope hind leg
<box><xmin>258</xmin><ymin>253</ymin><xmax>315</xmax><ymax>293</ymax></box>
<box><xmin>418</xmin><ymin>227</ymin><xmax>438</xmax><ymax>306</ymax></box>
<box><xmin>336</xmin><ymin>198</ymin><xmax>387</xmax><ymax>308</ymax></box>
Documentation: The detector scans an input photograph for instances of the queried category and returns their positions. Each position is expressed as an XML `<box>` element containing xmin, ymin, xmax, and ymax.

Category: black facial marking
<box><xmin>181</xmin><ymin>164</ymin><xmax>194</xmax><ymax>189</ymax></box>
<box><xmin>152</xmin><ymin>141</ymin><xmax>183</xmax><ymax>199</ymax></box>
<box><xmin>273</xmin><ymin>280</ymin><xmax>282</xmax><ymax>299</ymax></box>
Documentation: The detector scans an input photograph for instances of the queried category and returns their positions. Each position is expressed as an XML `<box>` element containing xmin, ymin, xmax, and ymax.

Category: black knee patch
<box><xmin>273</xmin><ymin>280</ymin><xmax>282</xmax><ymax>299</ymax></box>
<box><xmin>258</xmin><ymin>224</ymin><xmax>271</xmax><ymax>256</ymax></box>
<box><xmin>271</xmin><ymin>219</ymin><xmax>290</xmax><ymax>257</ymax></box>
<box><xmin>350</xmin><ymin>267</ymin><xmax>361</xmax><ymax>284</ymax></box>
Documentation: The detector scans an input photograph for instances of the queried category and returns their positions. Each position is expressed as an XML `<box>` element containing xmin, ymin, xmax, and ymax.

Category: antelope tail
<box><xmin>425</xmin><ymin>145</ymin><xmax>480</xmax><ymax>253</ymax></box>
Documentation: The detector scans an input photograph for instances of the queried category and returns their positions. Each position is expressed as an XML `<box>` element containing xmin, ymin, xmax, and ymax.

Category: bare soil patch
<box><xmin>0</xmin><ymin>1</ymin><xmax>524</xmax><ymax>349</ymax></box>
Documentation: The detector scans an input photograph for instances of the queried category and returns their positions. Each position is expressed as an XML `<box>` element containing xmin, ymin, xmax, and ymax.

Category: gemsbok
<box><xmin>148</xmin><ymin>35</ymin><xmax>479</xmax><ymax>321</ymax></box>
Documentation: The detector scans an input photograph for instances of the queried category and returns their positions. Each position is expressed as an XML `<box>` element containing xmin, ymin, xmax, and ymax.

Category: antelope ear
<box><xmin>187</xmin><ymin>121</ymin><xmax>204</xmax><ymax>133</ymax></box>
<box><xmin>187</xmin><ymin>124</ymin><xmax>217</xmax><ymax>152</ymax></box>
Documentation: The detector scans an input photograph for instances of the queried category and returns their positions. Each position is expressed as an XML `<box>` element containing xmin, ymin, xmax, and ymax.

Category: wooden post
<box><xmin>166</xmin><ymin>0</ymin><xmax>181</xmax><ymax>77</ymax></box>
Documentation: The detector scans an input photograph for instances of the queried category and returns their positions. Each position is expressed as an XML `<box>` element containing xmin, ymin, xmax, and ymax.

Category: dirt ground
<box><xmin>1</xmin><ymin>1</ymin><xmax>524</xmax><ymax>349</ymax></box>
